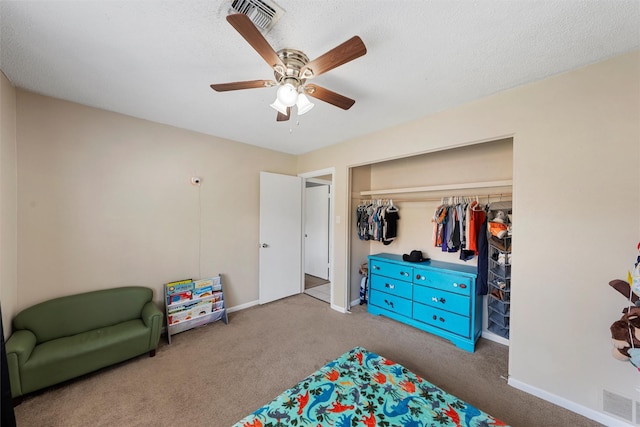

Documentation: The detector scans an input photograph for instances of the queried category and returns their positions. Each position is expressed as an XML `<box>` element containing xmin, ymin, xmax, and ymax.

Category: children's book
<box><xmin>167</xmin><ymin>291</ymin><xmax>192</xmax><ymax>306</ymax></box>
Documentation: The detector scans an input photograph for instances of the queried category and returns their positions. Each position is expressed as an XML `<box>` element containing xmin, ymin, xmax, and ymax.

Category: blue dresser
<box><xmin>368</xmin><ymin>253</ymin><xmax>482</xmax><ymax>352</ymax></box>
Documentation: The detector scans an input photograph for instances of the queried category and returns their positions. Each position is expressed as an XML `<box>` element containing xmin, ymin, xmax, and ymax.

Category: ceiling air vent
<box><xmin>230</xmin><ymin>0</ymin><xmax>285</xmax><ymax>33</ymax></box>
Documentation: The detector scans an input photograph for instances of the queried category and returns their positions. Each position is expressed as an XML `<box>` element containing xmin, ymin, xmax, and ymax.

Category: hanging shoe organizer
<box><xmin>486</xmin><ymin>202</ymin><xmax>512</xmax><ymax>340</ymax></box>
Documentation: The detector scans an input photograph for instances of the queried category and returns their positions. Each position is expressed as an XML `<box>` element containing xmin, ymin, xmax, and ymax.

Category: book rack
<box><xmin>164</xmin><ymin>275</ymin><xmax>228</xmax><ymax>344</ymax></box>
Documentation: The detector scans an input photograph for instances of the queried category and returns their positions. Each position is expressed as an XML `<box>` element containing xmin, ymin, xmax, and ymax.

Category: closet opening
<box><xmin>348</xmin><ymin>137</ymin><xmax>513</xmax><ymax>347</ymax></box>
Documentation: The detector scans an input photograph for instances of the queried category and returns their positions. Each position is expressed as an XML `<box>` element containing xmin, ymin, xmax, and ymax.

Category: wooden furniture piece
<box><xmin>368</xmin><ymin>253</ymin><xmax>482</xmax><ymax>352</ymax></box>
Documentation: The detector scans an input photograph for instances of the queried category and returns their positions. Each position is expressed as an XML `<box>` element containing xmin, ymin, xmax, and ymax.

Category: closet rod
<box><xmin>359</xmin><ymin>193</ymin><xmax>512</xmax><ymax>204</ymax></box>
<box><xmin>359</xmin><ymin>180</ymin><xmax>512</xmax><ymax>196</ymax></box>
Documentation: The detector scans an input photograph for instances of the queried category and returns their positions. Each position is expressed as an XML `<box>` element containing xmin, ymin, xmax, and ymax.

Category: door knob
<box><xmin>260</xmin><ymin>243</ymin><xmax>269</xmax><ymax>248</ymax></box>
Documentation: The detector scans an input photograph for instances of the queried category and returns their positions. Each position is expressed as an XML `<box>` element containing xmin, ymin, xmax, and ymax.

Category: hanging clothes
<box><xmin>356</xmin><ymin>203</ymin><xmax>371</xmax><ymax>240</ymax></box>
<box><xmin>355</xmin><ymin>199</ymin><xmax>400</xmax><ymax>244</ymax></box>
<box><xmin>431</xmin><ymin>197</ymin><xmax>486</xmax><ymax>262</ymax></box>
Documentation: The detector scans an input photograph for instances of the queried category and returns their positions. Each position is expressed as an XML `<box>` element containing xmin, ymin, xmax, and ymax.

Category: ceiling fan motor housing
<box><xmin>274</xmin><ymin>49</ymin><xmax>309</xmax><ymax>89</ymax></box>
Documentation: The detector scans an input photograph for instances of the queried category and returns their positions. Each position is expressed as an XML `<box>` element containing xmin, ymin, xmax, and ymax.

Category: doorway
<box><xmin>300</xmin><ymin>169</ymin><xmax>334</xmax><ymax>304</ymax></box>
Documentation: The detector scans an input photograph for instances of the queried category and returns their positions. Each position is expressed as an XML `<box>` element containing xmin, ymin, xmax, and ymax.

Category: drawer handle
<box><xmin>400</xmin><ymin>271</ymin><xmax>409</xmax><ymax>277</ymax></box>
<box><xmin>453</xmin><ymin>283</ymin><xmax>458</xmax><ymax>288</ymax></box>
<box><xmin>431</xmin><ymin>297</ymin><xmax>446</xmax><ymax>304</ymax></box>
<box><xmin>432</xmin><ymin>315</ymin><xmax>445</xmax><ymax>322</ymax></box>
<box><xmin>439</xmin><ymin>297</ymin><xmax>446</xmax><ymax>304</ymax></box>
<box><xmin>373</xmin><ymin>265</ymin><xmax>380</xmax><ymax>270</ymax></box>
<box><xmin>460</xmin><ymin>284</ymin><xmax>467</xmax><ymax>289</ymax></box>
<box><xmin>384</xmin><ymin>299</ymin><xmax>394</xmax><ymax>309</ymax></box>
<box><xmin>385</xmin><ymin>283</ymin><xmax>395</xmax><ymax>290</ymax></box>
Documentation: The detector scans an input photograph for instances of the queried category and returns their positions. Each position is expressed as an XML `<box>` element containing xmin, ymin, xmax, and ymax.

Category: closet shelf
<box><xmin>359</xmin><ymin>180</ymin><xmax>513</xmax><ymax>196</ymax></box>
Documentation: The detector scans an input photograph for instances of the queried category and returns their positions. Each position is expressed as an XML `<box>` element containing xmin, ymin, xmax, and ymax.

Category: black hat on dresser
<box><xmin>402</xmin><ymin>250</ymin><xmax>428</xmax><ymax>263</ymax></box>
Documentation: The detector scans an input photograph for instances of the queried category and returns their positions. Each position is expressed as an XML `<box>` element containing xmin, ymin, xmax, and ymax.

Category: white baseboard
<box><xmin>508</xmin><ymin>377</ymin><xmax>633</xmax><ymax>427</ymax></box>
<box><xmin>227</xmin><ymin>297</ymin><xmax>350</xmax><ymax>314</ymax></box>
<box><xmin>227</xmin><ymin>299</ymin><xmax>259</xmax><ymax>313</ymax></box>
<box><xmin>331</xmin><ymin>303</ymin><xmax>348</xmax><ymax>313</ymax></box>
<box><xmin>227</xmin><ymin>295</ymin><xmax>353</xmax><ymax>315</ymax></box>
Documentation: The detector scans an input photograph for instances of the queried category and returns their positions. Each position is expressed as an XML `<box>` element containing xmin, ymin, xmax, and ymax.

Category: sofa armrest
<box><xmin>141</xmin><ymin>301</ymin><xmax>162</xmax><ymax>328</ymax></box>
<box><xmin>141</xmin><ymin>301</ymin><xmax>163</xmax><ymax>350</ymax></box>
<box><xmin>6</xmin><ymin>329</ymin><xmax>37</xmax><ymax>398</ymax></box>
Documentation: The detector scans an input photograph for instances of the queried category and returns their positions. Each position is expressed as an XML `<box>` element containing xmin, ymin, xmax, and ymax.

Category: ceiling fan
<box><xmin>210</xmin><ymin>13</ymin><xmax>367</xmax><ymax>122</ymax></box>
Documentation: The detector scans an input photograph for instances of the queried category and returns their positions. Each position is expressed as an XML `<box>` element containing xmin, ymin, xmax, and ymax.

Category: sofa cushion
<box><xmin>19</xmin><ymin>319</ymin><xmax>152</xmax><ymax>394</ymax></box>
<box><xmin>13</xmin><ymin>287</ymin><xmax>153</xmax><ymax>344</ymax></box>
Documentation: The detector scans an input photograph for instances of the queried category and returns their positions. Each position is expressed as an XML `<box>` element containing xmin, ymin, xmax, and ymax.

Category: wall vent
<box><xmin>230</xmin><ymin>0</ymin><xmax>285</xmax><ymax>33</ymax></box>
<box><xmin>603</xmin><ymin>389</ymin><xmax>633</xmax><ymax>422</ymax></box>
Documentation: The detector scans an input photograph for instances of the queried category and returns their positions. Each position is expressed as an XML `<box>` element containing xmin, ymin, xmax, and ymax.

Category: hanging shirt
<box><xmin>433</xmin><ymin>204</ymin><xmax>447</xmax><ymax>247</ymax></box>
<box><xmin>383</xmin><ymin>206</ymin><xmax>400</xmax><ymax>245</ymax></box>
<box><xmin>445</xmin><ymin>206</ymin><xmax>456</xmax><ymax>252</ymax></box>
<box><xmin>477</xmin><ymin>215</ymin><xmax>489</xmax><ymax>295</ymax></box>
<box><xmin>464</xmin><ymin>202</ymin><xmax>473</xmax><ymax>249</ymax></box>
<box><xmin>468</xmin><ymin>201</ymin><xmax>486</xmax><ymax>254</ymax></box>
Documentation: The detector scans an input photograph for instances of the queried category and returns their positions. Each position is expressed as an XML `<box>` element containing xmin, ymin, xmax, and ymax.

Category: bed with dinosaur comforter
<box><xmin>232</xmin><ymin>346</ymin><xmax>507</xmax><ymax>426</ymax></box>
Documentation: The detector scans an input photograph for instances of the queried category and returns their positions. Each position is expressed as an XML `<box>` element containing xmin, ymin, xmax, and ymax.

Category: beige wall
<box><xmin>298</xmin><ymin>51</ymin><xmax>640</xmax><ymax>423</ymax></box>
<box><xmin>0</xmin><ymin>72</ymin><xmax>18</xmax><ymax>338</ymax></box>
<box><xmin>15</xmin><ymin>91</ymin><xmax>297</xmax><ymax>311</ymax></box>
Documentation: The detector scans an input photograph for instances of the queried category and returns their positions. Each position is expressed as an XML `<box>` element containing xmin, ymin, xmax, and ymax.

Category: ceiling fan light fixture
<box><xmin>269</xmin><ymin>97</ymin><xmax>288</xmax><ymax>115</ymax></box>
<box><xmin>296</xmin><ymin>93</ymin><xmax>314</xmax><ymax>115</ymax></box>
<box><xmin>276</xmin><ymin>82</ymin><xmax>299</xmax><ymax>107</ymax></box>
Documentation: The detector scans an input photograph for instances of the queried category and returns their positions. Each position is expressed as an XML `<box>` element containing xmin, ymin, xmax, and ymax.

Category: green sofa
<box><xmin>5</xmin><ymin>286</ymin><xmax>163</xmax><ymax>399</ymax></box>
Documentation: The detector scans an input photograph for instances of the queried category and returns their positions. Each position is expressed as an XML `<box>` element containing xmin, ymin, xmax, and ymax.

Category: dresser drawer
<box><xmin>413</xmin><ymin>269</ymin><xmax>472</xmax><ymax>296</ymax></box>
<box><xmin>370</xmin><ymin>260</ymin><xmax>412</xmax><ymax>281</ymax></box>
<box><xmin>413</xmin><ymin>285</ymin><xmax>469</xmax><ymax>317</ymax></box>
<box><xmin>413</xmin><ymin>302</ymin><xmax>470</xmax><ymax>337</ymax></box>
<box><xmin>370</xmin><ymin>275</ymin><xmax>412</xmax><ymax>299</ymax></box>
<box><xmin>370</xmin><ymin>291</ymin><xmax>412</xmax><ymax>317</ymax></box>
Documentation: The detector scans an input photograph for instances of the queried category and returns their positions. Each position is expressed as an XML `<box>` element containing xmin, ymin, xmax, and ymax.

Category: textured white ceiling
<box><xmin>1</xmin><ymin>1</ymin><xmax>639</xmax><ymax>155</ymax></box>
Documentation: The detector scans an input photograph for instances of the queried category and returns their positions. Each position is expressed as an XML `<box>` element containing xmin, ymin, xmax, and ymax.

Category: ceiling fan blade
<box><xmin>210</xmin><ymin>80</ymin><xmax>276</xmax><ymax>92</ymax></box>
<box><xmin>305</xmin><ymin>85</ymin><xmax>356</xmax><ymax>110</ymax></box>
<box><xmin>300</xmin><ymin>36</ymin><xmax>366</xmax><ymax>79</ymax></box>
<box><xmin>227</xmin><ymin>14</ymin><xmax>285</xmax><ymax>70</ymax></box>
<box><xmin>276</xmin><ymin>107</ymin><xmax>291</xmax><ymax>122</ymax></box>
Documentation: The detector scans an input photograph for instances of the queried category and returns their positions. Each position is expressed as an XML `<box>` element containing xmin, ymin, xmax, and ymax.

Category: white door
<box><xmin>259</xmin><ymin>171</ymin><xmax>303</xmax><ymax>304</ymax></box>
<box><xmin>304</xmin><ymin>185</ymin><xmax>329</xmax><ymax>280</ymax></box>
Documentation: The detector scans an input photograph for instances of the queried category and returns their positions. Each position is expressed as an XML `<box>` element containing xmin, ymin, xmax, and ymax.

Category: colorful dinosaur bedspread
<box><xmin>233</xmin><ymin>346</ymin><xmax>508</xmax><ymax>427</ymax></box>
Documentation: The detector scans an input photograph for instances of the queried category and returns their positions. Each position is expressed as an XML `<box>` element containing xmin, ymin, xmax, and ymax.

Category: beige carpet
<box><xmin>13</xmin><ymin>294</ymin><xmax>603</xmax><ymax>427</ymax></box>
